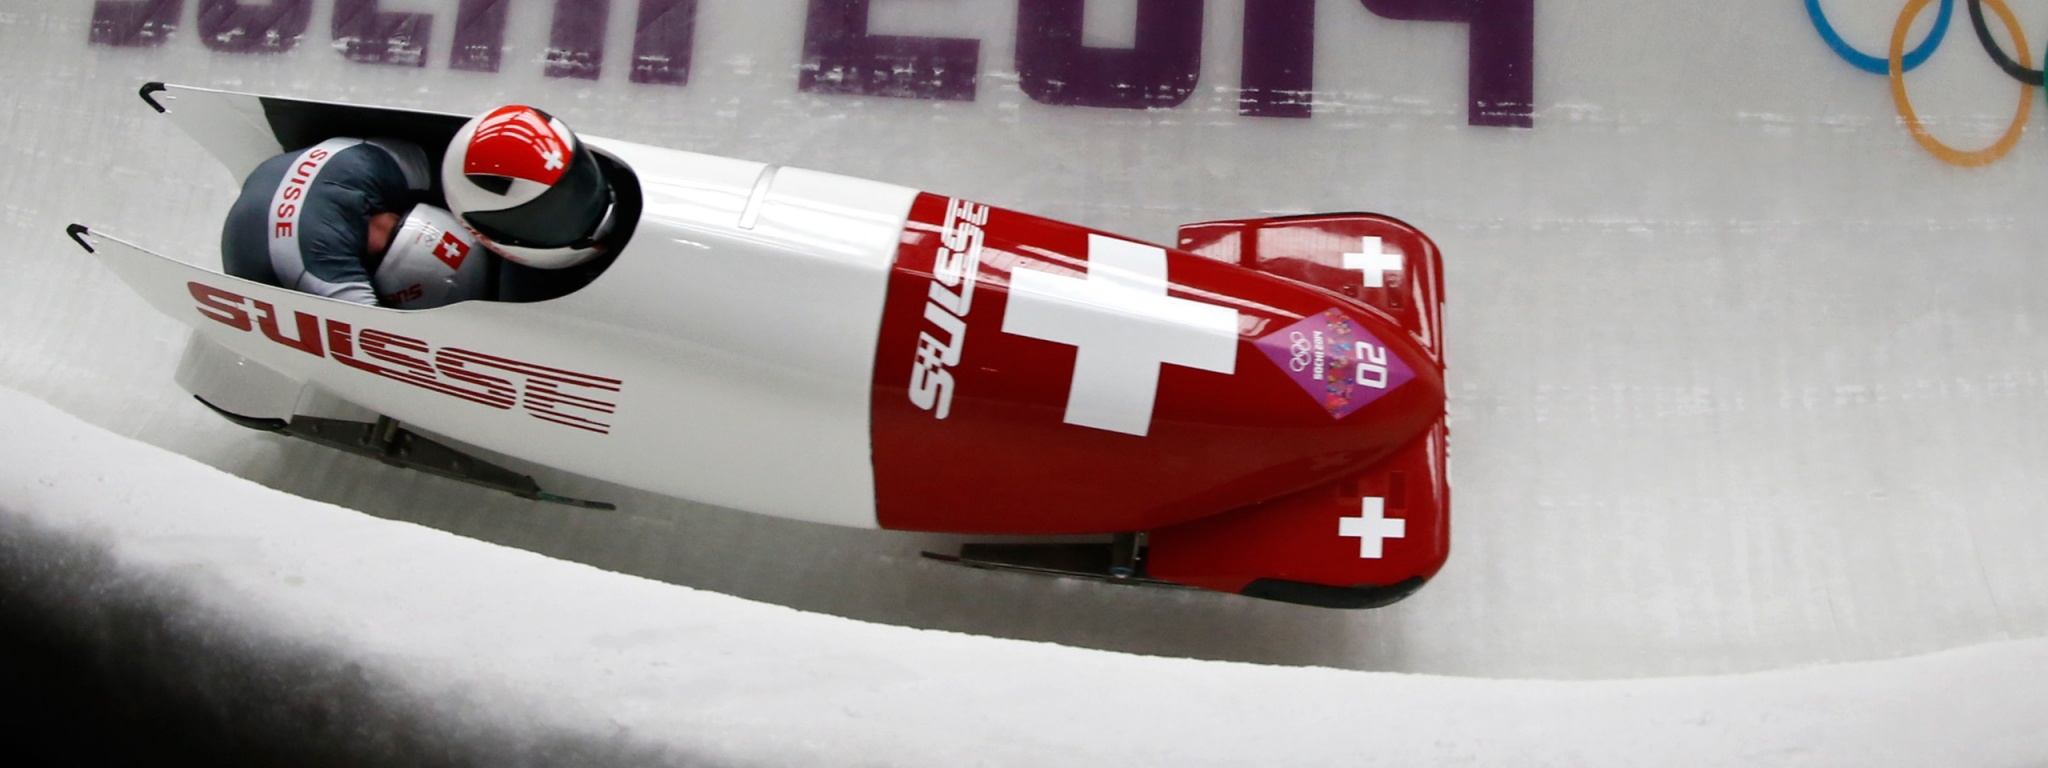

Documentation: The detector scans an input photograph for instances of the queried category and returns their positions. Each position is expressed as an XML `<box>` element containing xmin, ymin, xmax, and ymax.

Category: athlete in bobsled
<box><xmin>220</xmin><ymin>105</ymin><xmax>614</xmax><ymax>309</ymax></box>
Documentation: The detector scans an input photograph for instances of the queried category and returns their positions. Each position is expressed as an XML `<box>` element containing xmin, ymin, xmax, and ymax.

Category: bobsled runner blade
<box><xmin>284</xmin><ymin>416</ymin><xmax>618</xmax><ymax>510</ymax></box>
<box><xmin>922</xmin><ymin>534</ymin><xmax>1195</xmax><ymax>590</ymax></box>
<box><xmin>201</xmin><ymin>398</ymin><xmax>615</xmax><ymax>510</ymax></box>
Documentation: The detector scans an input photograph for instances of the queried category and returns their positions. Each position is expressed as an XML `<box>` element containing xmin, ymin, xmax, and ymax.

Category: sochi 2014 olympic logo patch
<box><xmin>1254</xmin><ymin>309</ymin><xmax>1414</xmax><ymax>420</ymax></box>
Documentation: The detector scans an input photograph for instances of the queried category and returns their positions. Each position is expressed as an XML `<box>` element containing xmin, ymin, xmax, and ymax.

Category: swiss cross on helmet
<box><xmin>442</xmin><ymin>105</ymin><xmax>615</xmax><ymax>269</ymax></box>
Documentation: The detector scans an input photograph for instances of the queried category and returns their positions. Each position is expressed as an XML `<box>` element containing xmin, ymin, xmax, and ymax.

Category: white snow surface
<box><xmin>4</xmin><ymin>384</ymin><xmax>2045</xmax><ymax>766</ymax></box>
<box><xmin>11</xmin><ymin>0</ymin><xmax>2047</xmax><ymax>679</ymax></box>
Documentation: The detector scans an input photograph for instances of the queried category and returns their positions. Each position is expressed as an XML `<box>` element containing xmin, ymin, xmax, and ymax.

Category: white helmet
<box><xmin>373</xmin><ymin>205</ymin><xmax>489</xmax><ymax>309</ymax></box>
<box><xmin>441</xmin><ymin>105</ymin><xmax>614</xmax><ymax>270</ymax></box>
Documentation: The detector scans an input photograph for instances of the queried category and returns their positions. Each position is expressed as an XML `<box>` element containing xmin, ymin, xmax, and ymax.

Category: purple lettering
<box><xmin>1016</xmin><ymin>0</ymin><xmax>1203</xmax><ymax>110</ymax></box>
<box><xmin>197</xmin><ymin>0</ymin><xmax>310</xmax><ymax>54</ymax></box>
<box><xmin>332</xmin><ymin>0</ymin><xmax>430</xmax><ymax>67</ymax></box>
<box><xmin>547</xmin><ymin>0</ymin><xmax>609</xmax><ymax>80</ymax></box>
<box><xmin>90</xmin><ymin>0</ymin><xmax>183</xmax><ymax>47</ymax></box>
<box><xmin>95</xmin><ymin>0</ymin><xmax>1535</xmax><ymax>129</ymax></box>
<box><xmin>1240</xmin><ymin>0</ymin><xmax>1315</xmax><ymax>118</ymax></box>
<box><xmin>631</xmin><ymin>0</ymin><xmax>697</xmax><ymax>85</ymax></box>
<box><xmin>1357</xmin><ymin>0</ymin><xmax>1534</xmax><ymax>127</ymax></box>
<box><xmin>450</xmin><ymin>0</ymin><xmax>506</xmax><ymax>72</ymax></box>
<box><xmin>800</xmin><ymin>0</ymin><xmax>980</xmax><ymax>101</ymax></box>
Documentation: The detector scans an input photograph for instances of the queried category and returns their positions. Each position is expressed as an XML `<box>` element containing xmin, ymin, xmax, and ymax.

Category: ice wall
<box><xmin>3</xmin><ymin>0</ymin><xmax>2046</xmax><ymax>679</ymax></box>
<box><xmin>4</xmin><ymin>385</ymin><xmax>2045</xmax><ymax>767</ymax></box>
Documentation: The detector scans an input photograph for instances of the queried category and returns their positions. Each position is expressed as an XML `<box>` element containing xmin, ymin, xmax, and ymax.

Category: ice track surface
<box><xmin>5</xmin><ymin>388</ymin><xmax>2047</xmax><ymax>766</ymax></box>
<box><xmin>6</xmin><ymin>0</ymin><xmax>2048</xmax><ymax>697</ymax></box>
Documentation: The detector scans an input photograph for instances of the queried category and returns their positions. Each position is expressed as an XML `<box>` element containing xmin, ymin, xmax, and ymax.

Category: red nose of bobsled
<box><xmin>869</xmin><ymin>196</ymin><xmax>1446</xmax><ymax>537</ymax></box>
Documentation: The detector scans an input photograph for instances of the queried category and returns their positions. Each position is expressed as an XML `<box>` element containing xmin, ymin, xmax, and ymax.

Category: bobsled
<box><xmin>69</xmin><ymin>83</ymin><xmax>1450</xmax><ymax>609</ymax></box>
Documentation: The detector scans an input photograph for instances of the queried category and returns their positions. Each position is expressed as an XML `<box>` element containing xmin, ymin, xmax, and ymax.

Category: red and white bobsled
<box><xmin>70</xmin><ymin>84</ymin><xmax>1450</xmax><ymax>609</ymax></box>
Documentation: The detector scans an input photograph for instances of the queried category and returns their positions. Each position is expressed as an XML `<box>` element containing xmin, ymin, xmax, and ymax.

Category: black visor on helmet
<box><xmin>463</xmin><ymin>147</ymin><xmax>611</xmax><ymax>249</ymax></box>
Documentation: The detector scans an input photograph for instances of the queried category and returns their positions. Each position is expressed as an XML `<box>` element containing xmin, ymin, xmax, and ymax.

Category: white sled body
<box><xmin>91</xmin><ymin>85</ymin><xmax>916</xmax><ymax>528</ymax></box>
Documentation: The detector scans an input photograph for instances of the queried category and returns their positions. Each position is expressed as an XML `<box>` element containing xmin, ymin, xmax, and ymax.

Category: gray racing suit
<box><xmin>220</xmin><ymin>138</ymin><xmax>432</xmax><ymax>305</ymax></box>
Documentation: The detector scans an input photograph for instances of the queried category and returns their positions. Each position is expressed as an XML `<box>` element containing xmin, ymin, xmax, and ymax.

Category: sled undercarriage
<box><xmin>199</xmin><ymin>398</ymin><xmax>616</xmax><ymax>510</ymax></box>
<box><xmin>922</xmin><ymin>533</ymin><xmax>1196</xmax><ymax>590</ymax></box>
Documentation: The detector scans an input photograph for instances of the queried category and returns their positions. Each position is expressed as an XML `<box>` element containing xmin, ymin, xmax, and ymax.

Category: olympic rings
<box><xmin>1969</xmin><ymin>0</ymin><xmax>2045</xmax><ymax>86</ymax></box>
<box><xmin>1807</xmin><ymin>0</ymin><xmax>1952</xmax><ymax>74</ymax></box>
<box><xmin>1808</xmin><ymin>0</ymin><xmax>2041</xmax><ymax>167</ymax></box>
<box><xmin>1288</xmin><ymin>331</ymin><xmax>1313</xmax><ymax>372</ymax></box>
<box><xmin>1890</xmin><ymin>0</ymin><xmax>2032</xmax><ymax>167</ymax></box>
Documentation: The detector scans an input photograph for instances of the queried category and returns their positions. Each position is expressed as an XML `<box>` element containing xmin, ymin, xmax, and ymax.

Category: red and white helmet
<box><xmin>373</xmin><ymin>205</ymin><xmax>490</xmax><ymax>309</ymax></box>
<box><xmin>442</xmin><ymin>105</ymin><xmax>614</xmax><ymax>269</ymax></box>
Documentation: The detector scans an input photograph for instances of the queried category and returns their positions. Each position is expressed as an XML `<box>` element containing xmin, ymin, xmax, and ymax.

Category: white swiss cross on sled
<box><xmin>1343</xmin><ymin>236</ymin><xmax>1404</xmax><ymax>289</ymax></box>
<box><xmin>1339</xmin><ymin>497</ymin><xmax>1405</xmax><ymax>559</ymax></box>
<box><xmin>1002</xmin><ymin>235</ymin><xmax>1240</xmax><ymax>437</ymax></box>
